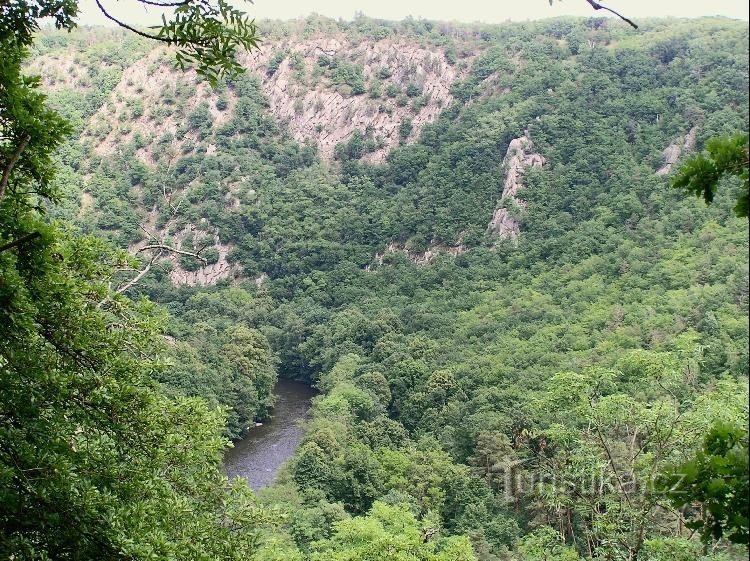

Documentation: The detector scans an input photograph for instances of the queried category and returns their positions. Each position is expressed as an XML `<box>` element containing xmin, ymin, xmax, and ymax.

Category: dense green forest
<box><xmin>1</xmin><ymin>7</ymin><xmax>748</xmax><ymax>560</ymax></box>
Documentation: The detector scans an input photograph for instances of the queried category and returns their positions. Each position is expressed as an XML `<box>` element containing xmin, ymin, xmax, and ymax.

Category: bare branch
<box><xmin>0</xmin><ymin>231</ymin><xmax>41</xmax><ymax>252</ymax></box>
<box><xmin>100</xmin><ymin>239</ymin><xmax>207</xmax><ymax>304</ymax></box>
<box><xmin>588</xmin><ymin>397</ymin><xmax>634</xmax><ymax>507</ymax></box>
<box><xmin>0</xmin><ymin>135</ymin><xmax>31</xmax><ymax>200</ymax></box>
<box><xmin>161</xmin><ymin>180</ymin><xmax>183</xmax><ymax>216</ymax></box>
<box><xmin>93</xmin><ymin>0</ymin><xmax>174</xmax><ymax>43</ymax></box>
<box><xmin>115</xmin><ymin>251</ymin><xmax>161</xmax><ymax>295</ymax></box>
<box><xmin>137</xmin><ymin>244</ymin><xmax>207</xmax><ymax>264</ymax></box>
<box><xmin>138</xmin><ymin>0</ymin><xmax>190</xmax><ymax>6</ymax></box>
<box><xmin>585</xmin><ymin>0</ymin><xmax>638</xmax><ymax>29</ymax></box>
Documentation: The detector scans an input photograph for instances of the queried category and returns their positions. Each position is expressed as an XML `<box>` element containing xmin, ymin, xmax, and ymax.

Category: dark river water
<box><xmin>224</xmin><ymin>379</ymin><xmax>316</xmax><ymax>490</ymax></box>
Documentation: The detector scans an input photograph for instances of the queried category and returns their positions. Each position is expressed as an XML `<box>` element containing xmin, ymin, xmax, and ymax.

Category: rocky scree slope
<box><xmin>32</xmin><ymin>28</ymin><xmax>473</xmax><ymax>285</ymax></box>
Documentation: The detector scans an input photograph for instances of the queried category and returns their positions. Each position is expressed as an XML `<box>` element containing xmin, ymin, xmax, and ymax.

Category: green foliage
<box><xmin>517</xmin><ymin>527</ymin><xmax>581</xmax><ymax>561</ymax></box>
<box><xmin>0</xmin><ymin>43</ymin><xmax>71</xmax><ymax>205</ymax></box>
<box><xmin>376</xmin><ymin>67</ymin><xmax>392</xmax><ymax>80</ymax></box>
<box><xmin>643</xmin><ymin>537</ymin><xmax>703</xmax><ymax>561</ymax></box>
<box><xmin>672</xmin><ymin>133</ymin><xmax>749</xmax><ymax>217</ymax></box>
<box><xmin>0</xmin><ymin>115</ymin><xmax>269</xmax><ymax>561</ymax></box>
<box><xmin>188</xmin><ymin>101</ymin><xmax>214</xmax><ymax>132</ymax></box>
<box><xmin>0</xmin><ymin>0</ymin><xmax>77</xmax><ymax>47</ymax></box>
<box><xmin>325</xmin><ymin>58</ymin><xmax>366</xmax><ymax>95</ymax></box>
<box><xmin>398</xmin><ymin>118</ymin><xmax>413</xmax><ymax>141</ymax></box>
<box><xmin>660</xmin><ymin>423</ymin><xmax>749</xmax><ymax>546</ymax></box>
<box><xmin>289</xmin><ymin>52</ymin><xmax>306</xmax><ymax>73</ymax></box>
<box><xmin>310</xmin><ymin>502</ymin><xmax>477</xmax><ymax>561</ymax></box>
<box><xmin>157</xmin><ymin>0</ymin><xmax>260</xmax><ymax>85</ymax></box>
<box><xmin>334</xmin><ymin>129</ymin><xmax>380</xmax><ymax>161</ymax></box>
<box><xmin>0</xmin><ymin>9</ymin><xmax>275</xmax><ymax>559</ymax></box>
<box><xmin>267</xmin><ymin>49</ymin><xmax>287</xmax><ymax>76</ymax></box>
<box><xmin>405</xmin><ymin>82</ymin><xmax>423</xmax><ymax>98</ymax></box>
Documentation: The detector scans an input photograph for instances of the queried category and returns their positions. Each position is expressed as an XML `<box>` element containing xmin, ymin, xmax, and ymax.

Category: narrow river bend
<box><xmin>224</xmin><ymin>379</ymin><xmax>316</xmax><ymax>490</ymax></box>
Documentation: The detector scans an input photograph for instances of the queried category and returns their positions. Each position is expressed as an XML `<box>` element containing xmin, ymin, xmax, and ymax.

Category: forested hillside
<box><xmin>3</xmin><ymin>11</ymin><xmax>748</xmax><ymax>560</ymax></box>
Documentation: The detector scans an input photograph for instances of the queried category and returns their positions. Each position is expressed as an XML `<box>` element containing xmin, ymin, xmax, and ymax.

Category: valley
<box><xmin>1</xmin><ymin>9</ymin><xmax>748</xmax><ymax>561</ymax></box>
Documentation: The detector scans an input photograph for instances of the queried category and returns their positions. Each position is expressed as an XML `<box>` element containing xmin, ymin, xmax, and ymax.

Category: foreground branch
<box><xmin>99</xmin><ymin>240</ymin><xmax>208</xmax><ymax>305</ymax></box>
<box><xmin>93</xmin><ymin>0</ymin><xmax>174</xmax><ymax>43</ymax></box>
<box><xmin>585</xmin><ymin>0</ymin><xmax>638</xmax><ymax>29</ymax></box>
<box><xmin>0</xmin><ymin>231</ymin><xmax>41</xmax><ymax>252</ymax></box>
<box><xmin>115</xmin><ymin>252</ymin><xmax>161</xmax><ymax>296</ymax></box>
<box><xmin>137</xmin><ymin>244</ymin><xmax>207</xmax><ymax>264</ymax></box>
<box><xmin>138</xmin><ymin>0</ymin><xmax>190</xmax><ymax>6</ymax></box>
<box><xmin>0</xmin><ymin>135</ymin><xmax>31</xmax><ymax>200</ymax></box>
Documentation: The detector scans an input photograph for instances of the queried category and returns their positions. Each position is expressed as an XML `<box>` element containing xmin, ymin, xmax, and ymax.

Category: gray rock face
<box><xmin>487</xmin><ymin>134</ymin><xmax>546</xmax><ymax>241</ymax></box>
<box><xmin>656</xmin><ymin>126</ymin><xmax>697</xmax><ymax>176</ymax></box>
<box><xmin>369</xmin><ymin>240</ymin><xmax>466</xmax><ymax>269</ymax></box>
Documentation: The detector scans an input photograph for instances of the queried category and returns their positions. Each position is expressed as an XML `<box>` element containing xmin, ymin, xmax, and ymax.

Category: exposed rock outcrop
<box><xmin>241</xmin><ymin>36</ymin><xmax>462</xmax><ymax>162</ymax></box>
<box><xmin>487</xmin><ymin>134</ymin><xmax>546</xmax><ymax>241</ymax></box>
<box><xmin>128</xmin><ymin>223</ymin><xmax>242</xmax><ymax>287</ymax></box>
<box><xmin>74</xmin><ymin>37</ymin><xmax>468</xmax><ymax>285</ymax></box>
<box><xmin>168</xmin><ymin>244</ymin><xmax>240</xmax><ymax>287</ymax></box>
<box><xmin>84</xmin><ymin>49</ymin><xmax>233</xmax><ymax>162</ymax></box>
<box><xmin>81</xmin><ymin>36</ymin><xmax>464</xmax><ymax>165</ymax></box>
<box><xmin>656</xmin><ymin>126</ymin><xmax>697</xmax><ymax>176</ymax></box>
<box><xmin>41</xmin><ymin>33</ymin><xmax>473</xmax><ymax>285</ymax></box>
<box><xmin>368</xmin><ymin>240</ymin><xmax>466</xmax><ymax>269</ymax></box>
<box><xmin>29</xmin><ymin>55</ymin><xmax>98</xmax><ymax>92</ymax></box>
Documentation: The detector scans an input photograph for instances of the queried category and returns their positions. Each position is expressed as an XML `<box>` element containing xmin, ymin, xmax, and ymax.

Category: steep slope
<box><xmin>240</xmin><ymin>35</ymin><xmax>461</xmax><ymax>161</ymax></box>
<box><xmin>50</xmin><ymin>31</ymin><xmax>466</xmax><ymax>167</ymax></box>
<box><xmin>33</xmin><ymin>16</ymin><xmax>749</xmax><ymax>294</ymax></box>
<box><xmin>487</xmin><ymin>132</ymin><xmax>546</xmax><ymax>241</ymax></box>
<box><xmin>34</xmin><ymin>21</ymin><xmax>481</xmax><ymax>286</ymax></box>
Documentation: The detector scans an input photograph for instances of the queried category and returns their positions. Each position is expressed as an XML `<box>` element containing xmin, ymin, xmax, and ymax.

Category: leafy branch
<box><xmin>672</xmin><ymin>133</ymin><xmax>749</xmax><ymax>218</ymax></box>
<box><xmin>0</xmin><ymin>134</ymin><xmax>31</xmax><ymax>200</ymax></box>
<box><xmin>9</xmin><ymin>0</ymin><xmax>260</xmax><ymax>85</ymax></box>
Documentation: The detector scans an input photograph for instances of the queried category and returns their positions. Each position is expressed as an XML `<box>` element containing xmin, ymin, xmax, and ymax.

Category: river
<box><xmin>223</xmin><ymin>379</ymin><xmax>316</xmax><ymax>490</ymax></box>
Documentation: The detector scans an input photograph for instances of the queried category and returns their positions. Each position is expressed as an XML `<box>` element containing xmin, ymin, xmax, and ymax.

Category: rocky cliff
<box><xmin>487</xmin><ymin>133</ymin><xmax>546</xmax><ymax>242</ymax></box>
<box><xmin>32</xmin><ymin>26</ymin><xmax>476</xmax><ymax>285</ymax></box>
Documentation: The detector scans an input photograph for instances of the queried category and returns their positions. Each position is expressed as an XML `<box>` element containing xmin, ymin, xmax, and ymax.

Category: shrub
<box><xmin>376</xmin><ymin>67</ymin><xmax>392</xmax><ymax>79</ymax></box>
<box><xmin>398</xmin><ymin>118</ymin><xmax>412</xmax><ymax>141</ymax></box>
<box><xmin>215</xmin><ymin>95</ymin><xmax>229</xmax><ymax>111</ymax></box>
<box><xmin>267</xmin><ymin>50</ymin><xmax>287</xmax><ymax>76</ymax></box>
<box><xmin>405</xmin><ymin>83</ymin><xmax>422</xmax><ymax>97</ymax></box>
<box><xmin>201</xmin><ymin>247</ymin><xmax>221</xmax><ymax>264</ymax></box>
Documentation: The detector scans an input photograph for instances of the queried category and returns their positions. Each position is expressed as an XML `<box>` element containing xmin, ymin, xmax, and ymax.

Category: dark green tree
<box><xmin>672</xmin><ymin>133</ymin><xmax>749</xmax><ymax>218</ymax></box>
<box><xmin>0</xmin><ymin>1</ymin><xmax>274</xmax><ymax>558</ymax></box>
<box><xmin>659</xmin><ymin>423</ymin><xmax>749</xmax><ymax>546</ymax></box>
